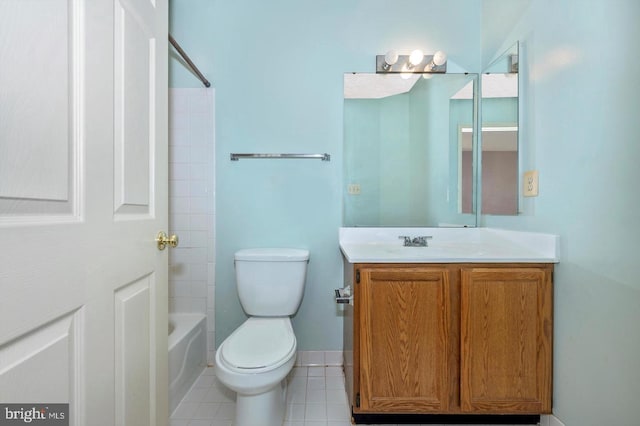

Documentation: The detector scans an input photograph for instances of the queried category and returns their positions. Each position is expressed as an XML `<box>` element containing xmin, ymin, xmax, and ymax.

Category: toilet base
<box><xmin>235</xmin><ymin>378</ymin><xmax>287</xmax><ymax>426</ymax></box>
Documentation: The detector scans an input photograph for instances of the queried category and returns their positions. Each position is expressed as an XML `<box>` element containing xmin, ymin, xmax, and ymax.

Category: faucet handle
<box><xmin>398</xmin><ymin>236</ymin><xmax>412</xmax><ymax>246</ymax></box>
<box><xmin>413</xmin><ymin>236</ymin><xmax>433</xmax><ymax>246</ymax></box>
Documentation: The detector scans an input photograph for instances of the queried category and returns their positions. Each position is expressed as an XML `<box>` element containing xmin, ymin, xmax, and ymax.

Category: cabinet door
<box><xmin>358</xmin><ymin>267</ymin><xmax>451</xmax><ymax>412</ymax></box>
<box><xmin>460</xmin><ymin>267</ymin><xmax>552</xmax><ymax>413</ymax></box>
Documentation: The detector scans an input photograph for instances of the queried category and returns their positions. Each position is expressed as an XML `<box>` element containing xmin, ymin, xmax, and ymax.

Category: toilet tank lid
<box><xmin>234</xmin><ymin>248</ymin><xmax>309</xmax><ymax>262</ymax></box>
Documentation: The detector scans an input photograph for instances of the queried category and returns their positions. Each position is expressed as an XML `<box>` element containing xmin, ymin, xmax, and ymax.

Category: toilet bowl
<box><xmin>215</xmin><ymin>317</ymin><xmax>296</xmax><ymax>395</ymax></box>
<box><xmin>214</xmin><ymin>248</ymin><xmax>309</xmax><ymax>426</ymax></box>
<box><xmin>215</xmin><ymin>318</ymin><xmax>297</xmax><ymax>426</ymax></box>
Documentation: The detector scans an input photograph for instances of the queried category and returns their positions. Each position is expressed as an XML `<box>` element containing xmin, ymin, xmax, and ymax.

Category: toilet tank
<box><xmin>234</xmin><ymin>248</ymin><xmax>309</xmax><ymax>316</ymax></box>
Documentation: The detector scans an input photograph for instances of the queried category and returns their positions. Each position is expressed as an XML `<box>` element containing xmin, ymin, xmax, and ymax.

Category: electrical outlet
<box><xmin>347</xmin><ymin>184</ymin><xmax>361</xmax><ymax>195</ymax></box>
<box><xmin>523</xmin><ymin>170</ymin><xmax>539</xmax><ymax>197</ymax></box>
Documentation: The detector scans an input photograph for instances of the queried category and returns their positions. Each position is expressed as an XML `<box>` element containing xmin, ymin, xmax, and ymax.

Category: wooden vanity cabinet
<box><xmin>348</xmin><ymin>263</ymin><xmax>553</xmax><ymax>418</ymax></box>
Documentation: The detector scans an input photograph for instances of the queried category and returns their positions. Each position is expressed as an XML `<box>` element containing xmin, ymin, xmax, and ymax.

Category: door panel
<box><xmin>0</xmin><ymin>4</ymin><xmax>86</xmax><ymax>418</ymax></box>
<box><xmin>114</xmin><ymin>0</ymin><xmax>157</xmax><ymax>215</ymax></box>
<box><xmin>0</xmin><ymin>0</ymin><xmax>168</xmax><ymax>425</ymax></box>
<box><xmin>0</xmin><ymin>0</ymin><xmax>81</xmax><ymax>218</ymax></box>
<box><xmin>0</xmin><ymin>310</ymin><xmax>83</xmax><ymax>405</ymax></box>
<box><xmin>115</xmin><ymin>275</ymin><xmax>154</xmax><ymax>425</ymax></box>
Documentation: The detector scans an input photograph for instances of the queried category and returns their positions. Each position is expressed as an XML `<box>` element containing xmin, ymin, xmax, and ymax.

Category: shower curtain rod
<box><xmin>169</xmin><ymin>34</ymin><xmax>211</xmax><ymax>88</ymax></box>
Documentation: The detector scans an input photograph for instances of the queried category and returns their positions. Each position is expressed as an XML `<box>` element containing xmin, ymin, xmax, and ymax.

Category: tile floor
<box><xmin>169</xmin><ymin>365</ymin><xmax>541</xmax><ymax>426</ymax></box>
<box><xmin>170</xmin><ymin>365</ymin><xmax>351</xmax><ymax>426</ymax></box>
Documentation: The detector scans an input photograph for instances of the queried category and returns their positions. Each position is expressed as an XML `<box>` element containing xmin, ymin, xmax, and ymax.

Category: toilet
<box><xmin>214</xmin><ymin>248</ymin><xmax>309</xmax><ymax>426</ymax></box>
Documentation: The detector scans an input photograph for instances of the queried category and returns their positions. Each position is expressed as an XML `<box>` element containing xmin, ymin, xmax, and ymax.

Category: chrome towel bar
<box><xmin>230</xmin><ymin>153</ymin><xmax>330</xmax><ymax>161</ymax></box>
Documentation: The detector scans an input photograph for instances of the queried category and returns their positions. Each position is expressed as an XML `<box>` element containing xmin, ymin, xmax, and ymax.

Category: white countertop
<box><xmin>339</xmin><ymin>227</ymin><xmax>559</xmax><ymax>263</ymax></box>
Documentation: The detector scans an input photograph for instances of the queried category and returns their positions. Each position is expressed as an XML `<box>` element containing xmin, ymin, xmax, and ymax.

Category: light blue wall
<box><xmin>343</xmin><ymin>99</ymin><xmax>382</xmax><ymax>225</ymax></box>
<box><xmin>481</xmin><ymin>1</ymin><xmax>640</xmax><ymax>424</ymax></box>
<box><xmin>168</xmin><ymin>0</ymin><xmax>640</xmax><ymax>422</ymax></box>
<box><xmin>344</xmin><ymin>94</ymin><xmax>418</xmax><ymax>226</ymax></box>
<box><xmin>379</xmin><ymin>94</ymin><xmax>415</xmax><ymax>224</ymax></box>
<box><xmin>344</xmin><ymin>92</ymin><xmax>429</xmax><ymax>226</ymax></box>
<box><xmin>170</xmin><ymin>0</ymin><xmax>482</xmax><ymax>350</ymax></box>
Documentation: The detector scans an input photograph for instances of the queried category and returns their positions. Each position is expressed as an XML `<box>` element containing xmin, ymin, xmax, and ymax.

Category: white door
<box><xmin>0</xmin><ymin>0</ymin><xmax>169</xmax><ymax>425</ymax></box>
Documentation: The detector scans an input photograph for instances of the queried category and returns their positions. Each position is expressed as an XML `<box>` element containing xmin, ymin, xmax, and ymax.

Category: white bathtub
<box><xmin>168</xmin><ymin>313</ymin><xmax>207</xmax><ymax>414</ymax></box>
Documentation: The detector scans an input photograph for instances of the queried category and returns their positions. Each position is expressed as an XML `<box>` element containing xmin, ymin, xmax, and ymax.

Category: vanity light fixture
<box><xmin>376</xmin><ymin>49</ymin><xmax>447</xmax><ymax>74</ymax></box>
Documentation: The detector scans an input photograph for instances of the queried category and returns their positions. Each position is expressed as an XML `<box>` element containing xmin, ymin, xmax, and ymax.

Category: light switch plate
<box><xmin>523</xmin><ymin>170</ymin><xmax>539</xmax><ymax>197</ymax></box>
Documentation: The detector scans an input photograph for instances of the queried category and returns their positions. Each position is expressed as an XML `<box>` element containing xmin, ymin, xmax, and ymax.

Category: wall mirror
<box><xmin>343</xmin><ymin>72</ymin><xmax>478</xmax><ymax>227</ymax></box>
<box><xmin>477</xmin><ymin>41</ymin><xmax>519</xmax><ymax>215</ymax></box>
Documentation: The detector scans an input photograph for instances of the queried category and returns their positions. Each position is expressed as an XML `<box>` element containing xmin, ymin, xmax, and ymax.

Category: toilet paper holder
<box><xmin>335</xmin><ymin>286</ymin><xmax>353</xmax><ymax>304</ymax></box>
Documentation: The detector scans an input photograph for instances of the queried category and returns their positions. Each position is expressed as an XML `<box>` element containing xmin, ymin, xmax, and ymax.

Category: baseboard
<box><xmin>296</xmin><ymin>350</ymin><xmax>343</xmax><ymax>366</ymax></box>
<box><xmin>540</xmin><ymin>414</ymin><xmax>566</xmax><ymax>426</ymax></box>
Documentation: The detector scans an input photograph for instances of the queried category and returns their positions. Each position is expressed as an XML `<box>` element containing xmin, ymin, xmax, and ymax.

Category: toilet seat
<box><xmin>219</xmin><ymin>317</ymin><xmax>296</xmax><ymax>374</ymax></box>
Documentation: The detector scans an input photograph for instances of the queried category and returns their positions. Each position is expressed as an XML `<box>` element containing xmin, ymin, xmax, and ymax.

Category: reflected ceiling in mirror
<box><xmin>343</xmin><ymin>72</ymin><xmax>478</xmax><ymax>227</ymax></box>
<box><xmin>344</xmin><ymin>73</ymin><xmax>421</xmax><ymax>99</ymax></box>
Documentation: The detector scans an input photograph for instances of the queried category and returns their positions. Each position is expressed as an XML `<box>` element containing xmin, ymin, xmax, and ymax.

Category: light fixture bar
<box><xmin>376</xmin><ymin>53</ymin><xmax>447</xmax><ymax>74</ymax></box>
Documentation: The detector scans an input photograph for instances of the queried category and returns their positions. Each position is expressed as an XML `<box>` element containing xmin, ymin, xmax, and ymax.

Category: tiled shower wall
<box><xmin>168</xmin><ymin>88</ymin><xmax>216</xmax><ymax>363</ymax></box>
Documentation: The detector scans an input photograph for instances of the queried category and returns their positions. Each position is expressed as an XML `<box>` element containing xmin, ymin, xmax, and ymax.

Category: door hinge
<box><xmin>356</xmin><ymin>269</ymin><xmax>360</xmax><ymax>284</ymax></box>
<box><xmin>356</xmin><ymin>392</ymin><xmax>361</xmax><ymax>408</ymax></box>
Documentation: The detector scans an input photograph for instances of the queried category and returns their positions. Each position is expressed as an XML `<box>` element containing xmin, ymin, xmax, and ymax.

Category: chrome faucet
<box><xmin>398</xmin><ymin>235</ymin><xmax>433</xmax><ymax>247</ymax></box>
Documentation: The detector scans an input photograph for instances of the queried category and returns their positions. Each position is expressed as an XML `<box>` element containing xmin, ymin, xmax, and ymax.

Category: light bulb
<box><xmin>409</xmin><ymin>49</ymin><xmax>424</xmax><ymax>66</ymax></box>
<box><xmin>384</xmin><ymin>50</ymin><xmax>399</xmax><ymax>66</ymax></box>
<box><xmin>399</xmin><ymin>63</ymin><xmax>412</xmax><ymax>79</ymax></box>
<box><xmin>432</xmin><ymin>50</ymin><xmax>447</xmax><ymax>66</ymax></box>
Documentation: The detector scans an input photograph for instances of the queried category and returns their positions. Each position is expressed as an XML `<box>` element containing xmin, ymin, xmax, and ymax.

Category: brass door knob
<box><xmin>156</xmin><ymin>231</ymin><xmax>179</xmax><ymax>250</ymax></box>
